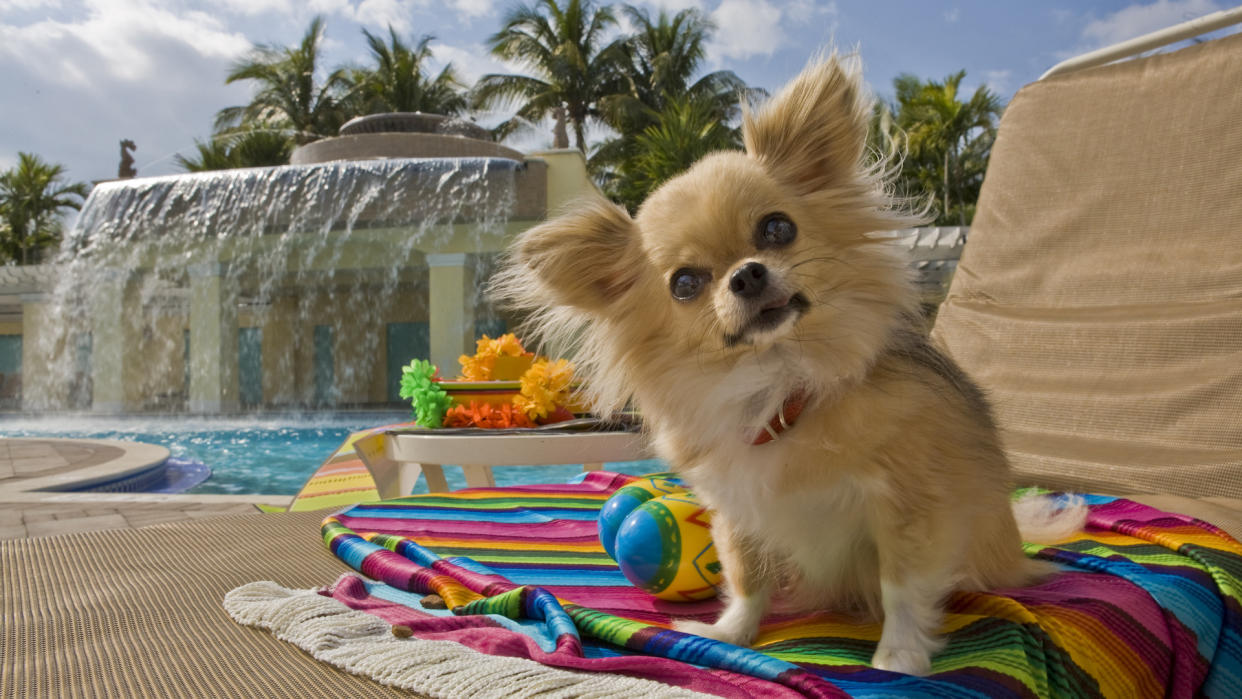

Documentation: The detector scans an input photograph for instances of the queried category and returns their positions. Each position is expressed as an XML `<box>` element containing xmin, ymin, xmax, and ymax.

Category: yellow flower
<box><xmin>515</xmin><ymin>358</ymin><xmax>575</xmax><ymax>420</ymax></box>
<box><xmin>543</xmin><ymin>358</ymin><xmax>574</xmax><ymax>392</ymax></box>
<box><xmin>458</xmin><ymin>333</ymin><xmax>529</xmax><ymax>380</ymax></box>
<box><xmin>495</xmin><ymin>333</ymin><xmax>526</xmax><ymax>357</ymax></box>
<box><xmin>459</xmin><ymin>353</ymin><xmax>494</xmax><ymax>381</ymax></box>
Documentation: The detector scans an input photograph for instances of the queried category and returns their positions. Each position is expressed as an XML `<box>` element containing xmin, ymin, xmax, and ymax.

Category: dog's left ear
<box><xmin>743</xmin><ymin>55</ymin><xmax>870</xmax><ymax>196</ymax></box>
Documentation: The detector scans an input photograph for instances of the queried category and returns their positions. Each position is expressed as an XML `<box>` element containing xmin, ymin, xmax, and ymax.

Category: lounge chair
<box><xmin>6</xmin><ymin>16</ymin><xmax>1242</xmax><ymax>697</ymax></box>
<box><xmin>931</xmin><ymin>16</ymin><xmax>1242</xmax><ymax>526</ymax></box>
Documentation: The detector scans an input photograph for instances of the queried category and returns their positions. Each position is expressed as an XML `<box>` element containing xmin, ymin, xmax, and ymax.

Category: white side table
<box><xmin>355</xmin><ymin>428</ymin><xmax>652</xmax><ymax>499</ymax></box>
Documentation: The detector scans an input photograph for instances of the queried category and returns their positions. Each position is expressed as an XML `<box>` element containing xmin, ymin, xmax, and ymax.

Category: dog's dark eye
<box><xmin>756</xmin><ymin>213</ymin><xmax>796</xmax><ymax>249</ymax></box>
<box><xmin>670</xmin><ymin>268</ymin><xmax>709</xmax><ymax>301</ymax></box>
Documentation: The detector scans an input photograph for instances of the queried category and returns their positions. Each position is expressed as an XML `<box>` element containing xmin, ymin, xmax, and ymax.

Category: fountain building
<box><xmin>2</xmin><ymin>114</ymin><xmax>595</xmax><ymax>413</ymax></box>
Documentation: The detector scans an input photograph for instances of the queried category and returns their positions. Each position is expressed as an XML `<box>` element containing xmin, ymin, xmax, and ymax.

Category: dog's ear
<box><xmin>517</xmin><ymin>195</ymin><xmax>641</xmax><ymax>313</ymax></box>
<box><xmin>743</xmin><ymin>55</ymin><xmax>870</xmax><ymax>196</ymax></box>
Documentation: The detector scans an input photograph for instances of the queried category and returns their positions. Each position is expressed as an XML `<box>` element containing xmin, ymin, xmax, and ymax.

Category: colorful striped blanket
<box><xmin>257</xmin><ymin>472</ymin><xmax>1242</xmax><ymax>697</ymax></box>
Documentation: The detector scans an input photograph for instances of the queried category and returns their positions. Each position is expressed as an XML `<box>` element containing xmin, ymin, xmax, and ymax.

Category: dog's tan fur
<box><xmin>492</xmin><ymin>54</ymin><xmax>1080</xmax><ymax>675</ymax></box>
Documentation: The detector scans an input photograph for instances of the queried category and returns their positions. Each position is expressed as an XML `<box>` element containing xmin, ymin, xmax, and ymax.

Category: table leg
<box><xmin>461</xmin><ymin>464</ymin><xmax>496</xmax><ymax>488</ymax></box>
<box><xmin>422</xmin><ymin>464</ymin><xmax>449</xmax><ymax>493</ymax></box>
<box><xmin>356</xmin><ymin>432</ymin><xmax>421</xmax><ymax>500</ymax></box>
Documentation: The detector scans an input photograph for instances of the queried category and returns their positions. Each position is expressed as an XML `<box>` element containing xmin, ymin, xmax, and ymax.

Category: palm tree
<box><xmin>350</xmin><ymin>27</ymin><xmax>467</xmax><ymax>115</ymax></box>
<box><xmin>613</xmin><ymin>96</ymin><xmax>741</xmax><ymax>207</ymax></box>
<box><xmin>593</xmin><ymin>5</ymin><xmax>753</xmax><ymax>208</ymax></box>
<box><xmin>892</xmin><ymin>71</ymin><xmax>1002</xmax><ymax>225</ymax></box>
<box><xmin>473</xmin><ymin>0</ymin><xmax>626</xmax><ymax>152</ymax></box>
<box><xmin>175</xmin><ymin>139</ymin><xmax>236</xmax><ymax>172</ymax></box>
<box><xmin>601</xmin><ymin>6</ymin><xmax>748</xmax><ymax>133</ymax></box>
<box><xmin>174</xmin><ymin>130</ymin><xmax>294</xmax><ymax>172</ymax></box>
<box><xmin>214</xmin><ymin>16</ymin><xmax>351</xmax><ymax>144</ymax></box>
<box><xmin>0</xmin><ymin>152</ymin><xmax>89</xmax><ymax>264</ymax></box>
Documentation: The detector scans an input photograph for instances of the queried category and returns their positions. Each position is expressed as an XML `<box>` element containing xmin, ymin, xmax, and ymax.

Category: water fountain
<box><xmin>11</xmin><ymin>113</ymin><xmax>595</xmax><ymax>413</ymax></box>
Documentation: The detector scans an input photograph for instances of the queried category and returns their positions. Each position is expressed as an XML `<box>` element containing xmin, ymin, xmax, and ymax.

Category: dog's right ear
<box><xmin>517</xmin><ymin>195</ymin><xmax>641</xmax><ymax>313</ymax></box>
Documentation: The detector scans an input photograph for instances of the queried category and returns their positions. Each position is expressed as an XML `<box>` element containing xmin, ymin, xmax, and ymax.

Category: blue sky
<box><xmin>1</xmin><ymin>0</ymin><xmax>1238</xmax><ymax>185</ymax></box>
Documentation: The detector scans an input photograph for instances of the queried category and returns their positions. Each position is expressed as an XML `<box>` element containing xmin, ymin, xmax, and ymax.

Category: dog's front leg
<box><xmin>870</xmin><ymin>574</ymin><xmax>949</xmax><ymax>675</ymax></box>
<box><xmin>870</xmin><ymin>523</ymin><xmax>954</xmax><ymax>676</ymax></box>
<box><xmin>673</xmin><ymin>519</ymin><xmax>771</xmax><ymax>647</ymax></box>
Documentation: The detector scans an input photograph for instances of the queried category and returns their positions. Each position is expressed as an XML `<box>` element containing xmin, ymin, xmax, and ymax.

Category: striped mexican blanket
<box><xmin>300</xmin><ymin>472</ymin><xmax>1241</xmax><ymax>697</ymax></box>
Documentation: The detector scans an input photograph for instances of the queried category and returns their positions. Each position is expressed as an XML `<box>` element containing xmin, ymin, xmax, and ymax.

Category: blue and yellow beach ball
<box><xmin>597</xmin><ymin>473</ymin><xmax>687</xmax><ymax>559</ymax></box>
<box><xmin>599</xmin><ymin>479</ymin><xmax>722</xmax><ymax>601</ymax></box>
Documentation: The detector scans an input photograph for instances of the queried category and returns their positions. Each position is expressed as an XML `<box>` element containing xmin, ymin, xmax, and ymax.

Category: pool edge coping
<box><xmin>0</xmin><ymin>438</ymin><xmax>293</xmax><ymax>507</ymax></box>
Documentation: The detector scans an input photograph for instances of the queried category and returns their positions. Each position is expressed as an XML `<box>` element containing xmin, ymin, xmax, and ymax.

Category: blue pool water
<box><xmin>1</xmin><ymin>413</ymin><xmax>666</xmax><ymax>495</ymax></box>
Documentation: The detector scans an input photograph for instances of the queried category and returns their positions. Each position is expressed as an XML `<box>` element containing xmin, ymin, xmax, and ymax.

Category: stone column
<box><xmin>188</xmin><ymin>263</ymin><xmax>239</xmax><ymax>413</ymax></box>
<box><xmin>262</xmin><ymin>294</ymin><xmax>299</xmax><ymax>407</ymax></box>
<box><xmin>426</xmin><ymin>253</ymin><xmax>475</xmax><ymax>375</ymax></box>
<box><xmin>91</xmin><ymin>269</ymin><xmax>140</xmax><ymax>413</ymax></box>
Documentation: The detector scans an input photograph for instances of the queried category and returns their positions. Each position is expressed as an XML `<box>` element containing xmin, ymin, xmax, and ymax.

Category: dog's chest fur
<box><xmin>690</xmin><ymin>444</ymin><xmax>881</xmax><ymax>606</ymax></box>
<box><xmin>643</xmin><ymin>349</ymin><xmax>818</xmax><ymax>453</ymax></box>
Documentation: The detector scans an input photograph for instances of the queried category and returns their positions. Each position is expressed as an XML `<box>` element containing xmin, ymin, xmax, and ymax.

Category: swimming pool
<box><xmin>1</xmin><ymin>413</ymin><xmax>666</xmax><ymax>495</ymax></box>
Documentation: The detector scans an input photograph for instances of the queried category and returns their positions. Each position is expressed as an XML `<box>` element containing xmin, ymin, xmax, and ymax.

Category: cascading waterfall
<box><xmin>32</xmin><ymin>157</ymin><xmax>519</xmax><ymax>412</ymax></box>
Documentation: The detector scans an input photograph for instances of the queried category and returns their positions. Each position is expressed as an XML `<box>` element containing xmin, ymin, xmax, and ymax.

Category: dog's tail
<box><xmin>1012</xmin><ymin>492</ymin><xmax>1088</xmax><ymax>544</ymax></box>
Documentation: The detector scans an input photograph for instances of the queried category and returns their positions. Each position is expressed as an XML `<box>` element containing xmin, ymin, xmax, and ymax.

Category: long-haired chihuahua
<box><xmin>492</xmin><ymin>53</ymin><xmax>1083</xmax><ymax>676</ymax></box>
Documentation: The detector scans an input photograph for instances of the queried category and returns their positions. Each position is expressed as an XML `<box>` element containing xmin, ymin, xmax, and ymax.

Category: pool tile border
<box><xmin>0</xmin><ymin>438</ymin><xmax>294</xmax><ymax>539</ymax></box>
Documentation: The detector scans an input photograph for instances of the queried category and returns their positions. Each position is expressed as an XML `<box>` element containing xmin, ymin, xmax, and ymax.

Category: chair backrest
<box><xmin>931</xmin><ymin>31</ymin><xmax>1242</xmax><ymax>498</ymax></box>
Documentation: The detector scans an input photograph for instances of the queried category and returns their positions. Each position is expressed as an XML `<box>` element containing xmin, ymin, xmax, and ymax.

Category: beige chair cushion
<box><xmin>932</xmin><ymin>32</ymin><xmax>1242</xmax><ymax>499</ymax></box>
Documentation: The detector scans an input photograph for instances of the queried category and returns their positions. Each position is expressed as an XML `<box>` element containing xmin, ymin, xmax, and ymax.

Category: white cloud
<box><xmin>351</xmin><ymin>0</ymin><xmax>419</xmax><ymax>33</ymax></box>
<box><xmin>214</xmin><ymin>0</ymin><xmax>293</xmax><ymax>16</ymax></box>
<box><xmin>944</xmin><ymin>7</ymin><xmax>960</xmax><ymax>24</ymax></box>
<box><xmin>305</xmin><ymin>0</ymin><xmax>428</xmax><ymax>33</ymax></box>
<box><xmin>983</xmin><ymin>69</ymin><xmax>1011</xmax><ymax>94</ymax></box>
<box><xmin>0</xmin><ymin>0</ymin><xmax>62</xmax><ymax>10</ymax></box>
<box><xmin>708</xmin><ymin>0</ymin><xmax>782</xmax><ymax>60</ymax></box>
<box><xmin>452</xmin><ymin>0</ymin><xmax>494</xmax><ymax>19</ymax></box>
<box><xmin>320</xmin><ymin>34</ymin><xmax>348</xmax><ymax>58</ymax></box>
<box><xmin>786</xmin><ymin>0</ymin><xmax>836</xmax><ymax>25</ymax></box>
<box><xmin>0</xmin><ymin>0</ymin><xmax>250</xmax><ymax>86</ymax></box>
<box><xmin>307</xmin><ymin>0</ymin><xmax>351</xmax><ymax>14</ymax></box>
<box><xmin>637</xmin><ymin>0</ymin><xmax>704</xmax><ymax>12</ymax></box>
<box><xmin>433</xmin><ymin>42</ymin><xmax>510</xmax><ymax>84</ymax></box>
<box><xmin>1081</xmin><ymin>0</ymin><xmax>1222</xmax><ymax>48</ymax></box>
<box><xmin>0</xmin><ymin>0</ymin><xmax>257</xmax><ymax>183</ymax></box>
<box><xmin>615</xmin><ymin>7</ymin><xmax>635</xmax><ymax>36</ymax></box>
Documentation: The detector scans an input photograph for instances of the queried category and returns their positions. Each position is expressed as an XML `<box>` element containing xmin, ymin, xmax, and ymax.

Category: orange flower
<box><xmin>443</xmin><ymin>401</ymin><xmax>536</xmax><ymax>429</ymax></box>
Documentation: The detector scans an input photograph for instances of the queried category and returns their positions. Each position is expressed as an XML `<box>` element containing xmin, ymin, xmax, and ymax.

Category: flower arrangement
<box><xmin>402</xmin><ymin>333</ymin><xmax>577</xmax><ymax>429</ymax></box>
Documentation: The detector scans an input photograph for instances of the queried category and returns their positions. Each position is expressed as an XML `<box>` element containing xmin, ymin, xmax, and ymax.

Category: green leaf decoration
<box><xmin>399</xmin><ymin>359</ymin><xmax>451</xmax><ymax>428</ymax></box>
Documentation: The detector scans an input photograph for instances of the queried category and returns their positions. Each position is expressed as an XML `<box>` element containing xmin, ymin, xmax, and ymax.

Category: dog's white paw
<box><xmin>672</xmin><ymin>619</ymin><xmax>757</xmax><ymax>647</ymax></box>
<box><xmin>871</xmin><ymin>646</ymin><xmax>932</xmax><ymax>676</ymax></box>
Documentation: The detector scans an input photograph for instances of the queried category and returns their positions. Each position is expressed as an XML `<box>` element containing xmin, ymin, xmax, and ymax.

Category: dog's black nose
<box><xmin>730</xmin><ymin>262</ymin><xmax>768</xmax><ymax>298</ymax></box>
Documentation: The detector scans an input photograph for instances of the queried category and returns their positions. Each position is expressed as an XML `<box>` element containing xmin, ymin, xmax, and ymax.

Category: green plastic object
<box><xmin>398</xmin><ymin>359</ymin><xmax>451</xmax><ymax>428</ymax></box>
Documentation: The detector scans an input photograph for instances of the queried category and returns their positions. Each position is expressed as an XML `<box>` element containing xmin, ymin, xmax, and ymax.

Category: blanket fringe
<box><xmin>224</xmin><ymin>581</ymin><xmax>707</xmax><ymax>699</ymax></box>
